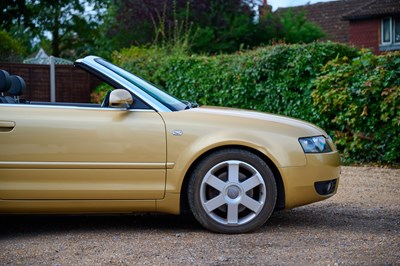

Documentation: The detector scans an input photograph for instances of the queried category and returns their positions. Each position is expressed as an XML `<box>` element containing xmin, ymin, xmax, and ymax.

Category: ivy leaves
<box><xmin>111</xmin><ymin>43</ymin><xmax>398</xmax><ymax>165</ymax></box>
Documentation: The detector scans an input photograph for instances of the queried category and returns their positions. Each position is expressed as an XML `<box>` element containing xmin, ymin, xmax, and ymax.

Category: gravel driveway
<box><xmin>1</xmin><ymin>166</ymin><xmax>399</xmax><ymax>265</ymax></box>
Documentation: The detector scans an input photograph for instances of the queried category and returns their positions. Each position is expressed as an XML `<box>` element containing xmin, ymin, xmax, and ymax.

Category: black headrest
<box><xmin>0</xmin><ymin>70</ymin><xmax>11</xmax><ymax>93</ymax></box>
<box><xmin>9</xmin><ymin>75</ymin><xmax>26</xmax><ymax>96</ymax></box>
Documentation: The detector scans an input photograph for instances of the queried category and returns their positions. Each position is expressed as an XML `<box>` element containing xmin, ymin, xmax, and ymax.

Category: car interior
<box><xmin>0</xmin><ymin>69</ymin><xmax>150</xmax><ymax>109</ymax></box>
<box><xmin>0</xmin><ymin>70</ymin><xmax>26</xmax><ymax>104</ymax></box>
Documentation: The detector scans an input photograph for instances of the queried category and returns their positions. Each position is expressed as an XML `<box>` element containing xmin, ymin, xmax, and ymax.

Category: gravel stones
<box><xmin>0</xmin><ymin>166</ymin><xmax>399</xmax><ymax>265</ymax></box>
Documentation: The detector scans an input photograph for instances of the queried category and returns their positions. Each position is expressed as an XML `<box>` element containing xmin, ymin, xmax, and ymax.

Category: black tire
<box><xmin>188</xmin><ymin>148</ymin><xmax>277</xmax><ymax>233</ymax></box>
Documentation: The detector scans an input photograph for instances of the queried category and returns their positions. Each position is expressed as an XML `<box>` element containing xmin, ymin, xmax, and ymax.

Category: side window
<box><xmin>381</xmin><ymin>17</ymin><xmax>400</xmax><ymax>45</ymax></box>
<box><xmin>90</xmin><ymin>81</ymin><xmax>151</xmax><ymax>110</ymax></box>
<box><xmin>395</xmin><ymin>18</ymin><xmax>400</xmax><ymax>44</ymax></box>
<box><xmin>75</xmin><ymin>64</ymin><xmax>152</xmax><ymax>110</ymax></box>
<box><xmin>382</xmin><ymin>17</ymin><xmax>392</xmax><ymax>44</ymax></box>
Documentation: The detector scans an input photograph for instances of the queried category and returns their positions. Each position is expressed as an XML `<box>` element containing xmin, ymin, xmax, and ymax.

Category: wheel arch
<box><xmin>180</xmin><ymin>145</ymin><xmax>285</xmax><ymax>214</ymax></box>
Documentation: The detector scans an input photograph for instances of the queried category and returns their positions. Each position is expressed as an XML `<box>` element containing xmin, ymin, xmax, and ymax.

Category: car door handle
<box><xmin>0</xmin><ymin>121</ymin><xmax>16</xmax><ymax>132</ymax></box>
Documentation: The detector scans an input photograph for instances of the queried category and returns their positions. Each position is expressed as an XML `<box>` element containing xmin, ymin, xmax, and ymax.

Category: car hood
<box><xmin>187</xmin><ymin>106</ymin><xmax>328</xmax><ymax>137</ymax></box>
<box><xmin>160</xmin><ymin>106</ymin><xmax>331</xmax><ymax>168</ymax></box>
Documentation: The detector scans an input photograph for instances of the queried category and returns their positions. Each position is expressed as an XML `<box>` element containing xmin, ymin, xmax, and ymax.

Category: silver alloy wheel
<box><xmin>199</xmin><ymin>160</ymin><xmax>267</xmax><ymax>226</ymax></box>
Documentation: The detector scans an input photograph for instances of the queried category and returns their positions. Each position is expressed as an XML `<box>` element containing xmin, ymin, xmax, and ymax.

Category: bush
<box><xmin>111</xmin><ymin>42</ymin><xmax>399</xmax><ymax>165</ymax></box>
<box><xmin>313</xmin><ymin>50</ymin><xmax>400</xmax><ymax>164</ymax></box>
<box><xmin>113</xmin><ymin>42</ymin><xmax>358</xmax><ymax>123</ymax></box>
<box><xmin>90</xmin><ymin>83</ymin><xmax>113</xmax><ymax>104</ymax></box>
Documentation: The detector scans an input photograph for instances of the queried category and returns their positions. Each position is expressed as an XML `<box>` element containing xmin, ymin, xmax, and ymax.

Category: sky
<box><xmin>267</xmin><ymin>0</ymin><xmax>337</xmax><ymax>11</ymax></box>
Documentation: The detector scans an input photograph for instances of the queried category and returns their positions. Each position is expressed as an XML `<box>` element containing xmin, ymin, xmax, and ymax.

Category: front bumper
<box><xmin>279</xmin><ymin>151</ymin><xmax>341</xmax><ymax>209</ymax></box>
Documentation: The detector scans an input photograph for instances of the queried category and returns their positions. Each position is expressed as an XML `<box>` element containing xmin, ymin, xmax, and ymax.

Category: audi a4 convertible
<box><xmin>0</xmin><ymin>56</ymin><xmax>340</xmax><ymax>233</ymax></box>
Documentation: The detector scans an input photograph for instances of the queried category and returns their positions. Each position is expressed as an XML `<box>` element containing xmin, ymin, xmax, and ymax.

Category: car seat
<box><xmin>0</xmin><ymin>70</ymin><xmax>12</xmax><ymax>103</ymax></box>
<box><xmin>8</xmin><ymin>75</ymin><xmax>26</xmax><ymax>103</ymax></box>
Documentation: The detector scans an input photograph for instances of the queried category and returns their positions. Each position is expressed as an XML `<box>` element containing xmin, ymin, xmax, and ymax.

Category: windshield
<box><xmin>96</xmin><ymin>58</ymin><xmax>187</xmax><ymax>111</ymax></box>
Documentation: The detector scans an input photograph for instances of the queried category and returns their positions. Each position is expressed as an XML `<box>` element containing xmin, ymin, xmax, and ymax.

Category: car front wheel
<box><xmin>188</xmin><ymin>149</ymin><xmax>277</xmax><ymax>233</ymax></box>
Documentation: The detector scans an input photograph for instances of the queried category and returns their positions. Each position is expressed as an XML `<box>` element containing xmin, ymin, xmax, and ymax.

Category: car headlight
<box><xmin>299</xmin><ymin>136</ymin><xmax>332</xmax><ymax>153</ymax></box>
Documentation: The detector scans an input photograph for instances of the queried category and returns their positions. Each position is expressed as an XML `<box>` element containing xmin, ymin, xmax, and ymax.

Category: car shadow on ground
<box><xmin>0</xmin><ymin>203</ymin><xmax>396</xmax><ymax>238</ymax></box>
<box><xmin>262</xmin><ymin>203</ymin><xmax>397</xmax><ymax>234</ymax></box>
<box><xmin>0</xmin><ymin>213</ymin><xmax>203</xmax><ymax>239</ymax></box>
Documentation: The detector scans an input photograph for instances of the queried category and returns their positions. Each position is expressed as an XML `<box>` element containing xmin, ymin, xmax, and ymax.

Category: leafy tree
<box><xmin>1</xmin><ymin>1</ymin><xmax>326</xmax><ymax>58</ymax></box>
<box><xmin>1</xmin><ymin>0</ymin><xmax>113</xmax><ymax>59</ymax></box>
<box><xmin>32</xmin><ymin>0</ymin><xmax>113</xmax><ymax>58</ymax></box>
<box><xmin>113</xmin><ymin>1</ymin><xmax>324</xmax><ymax>54</ymax></box>
<box><xmin>113</xmin><ymin>0</ymin><xmax>258</xmax><ymax>54</ymax></box>
<box><xmin>255</xmin><ymin>9</ymin><xmax>325</xmax><ymax>45</ymax></box>
<box><xmin>0</xmin><ymin>0</ymin><xmax>34</xmax><ymax>31</ymax></box>
<box><xmin>0</xmin><ymin>30</ymin><xmax>26</xmax><ymax>62</ymax></box>
<box><xmin>189</xmin><ymin>0</ymin><xmax>256</xmax><ymax>53</ymax></box>
<box><xmin>1</xmin><ymin>1</ymin><xmax>35</xmax><ymax>57</ymax></box>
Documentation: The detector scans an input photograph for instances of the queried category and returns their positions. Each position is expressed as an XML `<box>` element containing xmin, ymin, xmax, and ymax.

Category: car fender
<box><xmin>163</xmin><ymin>123</ymin><xmax>306</xmax><ymax>194</ymax></box>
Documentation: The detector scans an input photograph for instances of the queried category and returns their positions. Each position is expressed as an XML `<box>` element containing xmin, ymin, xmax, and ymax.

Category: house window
<box><xmin>382</xmin><ymin>17</ymin><xmax>392</xmax><ymax>44</ymax></box>
<box><xmin>395</xmin><ymin>19</ymin><xmax>400</xmax><ymax>43</ymax></box>
<box><xmin>380</xmin><ymin>17</ymin><xmax>400</xmax><ymax>51</ymax></box>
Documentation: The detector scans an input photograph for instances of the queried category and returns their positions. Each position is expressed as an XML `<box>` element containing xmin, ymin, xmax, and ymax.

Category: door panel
<box><xmin>0</xmin><ymin>169</ymin><xmax>164</xmax><ymax>200</ymax></box>
<box><xmin>0</xmin><ymin>105</ymin><xmax>166</xmax><ymax>200</ymax></box>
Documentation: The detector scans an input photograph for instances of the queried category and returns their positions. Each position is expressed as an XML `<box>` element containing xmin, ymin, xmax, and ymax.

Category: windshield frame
<box><xmin>94</xmin><ymin>58</ymin><xmax>187</xmax><ymax>111</ymax></box>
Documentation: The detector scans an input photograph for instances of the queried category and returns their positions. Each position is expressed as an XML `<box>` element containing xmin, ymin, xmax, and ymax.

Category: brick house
<box><xmin>272</xmin><ymin>0</ymin><xmax>400</xmax><ymax>54</ymax></box>
<box><xmin>343</xmin><ymin>0</ymin><xmax>400</xmax><ymax>53</ymax></box>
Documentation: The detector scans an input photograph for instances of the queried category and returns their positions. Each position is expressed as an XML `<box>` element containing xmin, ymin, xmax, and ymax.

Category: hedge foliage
<box><xmin>313</xmin><ymin>51</ymin><xmax>400</xmax><ymax>164</ymax></box>
<box><xmin>111</xmin><ymin>43</ymin><xmax>399</xmax><ymax>165</ymax></box>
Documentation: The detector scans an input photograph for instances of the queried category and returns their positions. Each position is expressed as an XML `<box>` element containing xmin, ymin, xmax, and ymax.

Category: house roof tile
<box><xmin>343</xmin><ymin>0</ymin><xmax>400</xmax><ymax>20</ymax></box>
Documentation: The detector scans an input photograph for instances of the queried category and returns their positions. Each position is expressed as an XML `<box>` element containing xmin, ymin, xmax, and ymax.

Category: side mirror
<box><xmin>109</xmin><ymin>89</ymin><xmax>133</xmax><ymax>108</ymax></box>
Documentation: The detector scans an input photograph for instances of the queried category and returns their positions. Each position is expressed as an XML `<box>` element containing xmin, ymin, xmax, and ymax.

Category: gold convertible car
<box><xmin>0</xmin><ymin>56</ymin><xmax>340</xmax><ymax>233</ymax></box>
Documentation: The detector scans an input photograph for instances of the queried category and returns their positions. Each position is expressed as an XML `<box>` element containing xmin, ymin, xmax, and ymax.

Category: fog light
<box><xmin>314</xmin><ymin>179</ymin><xmax>337</xmax><ymax>195</ymax></box>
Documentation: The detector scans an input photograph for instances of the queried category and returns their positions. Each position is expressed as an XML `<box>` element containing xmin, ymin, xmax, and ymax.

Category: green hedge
<box><xmin>313</xmin><ymin>50</ymin><xmax>400</xmax><ymax>164</ymax></box>
<box><xmin>111</xmin><ymin>43</ymin><xmax>399</xmax><ymax>165</ymax></box>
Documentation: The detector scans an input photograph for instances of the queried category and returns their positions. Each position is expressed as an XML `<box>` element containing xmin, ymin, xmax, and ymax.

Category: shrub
<box><xmin>113</xmin><ymin>42</ymin><xmax>358</xmax><ymax>123</ymax></box>
<box><xmin>90</xmin><ymin>83</ymin><xmax>113</xmax><ymax>104</ymax></box>
<box><xmin>313</xmin><ymin>50</ymin><xmax>400</xmax><ymax>164</ymax></box>
<box><xmin>110</xmin><ymin>42</ymin><xmax>400</xmax><ymax>165</ymax></box>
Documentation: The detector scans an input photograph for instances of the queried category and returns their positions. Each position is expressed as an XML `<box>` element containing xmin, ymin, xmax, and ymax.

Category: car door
<box><xmin>0</xmin><ymin>104</ymin><xmax>166</xmax><ymax>200</ymax></box>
